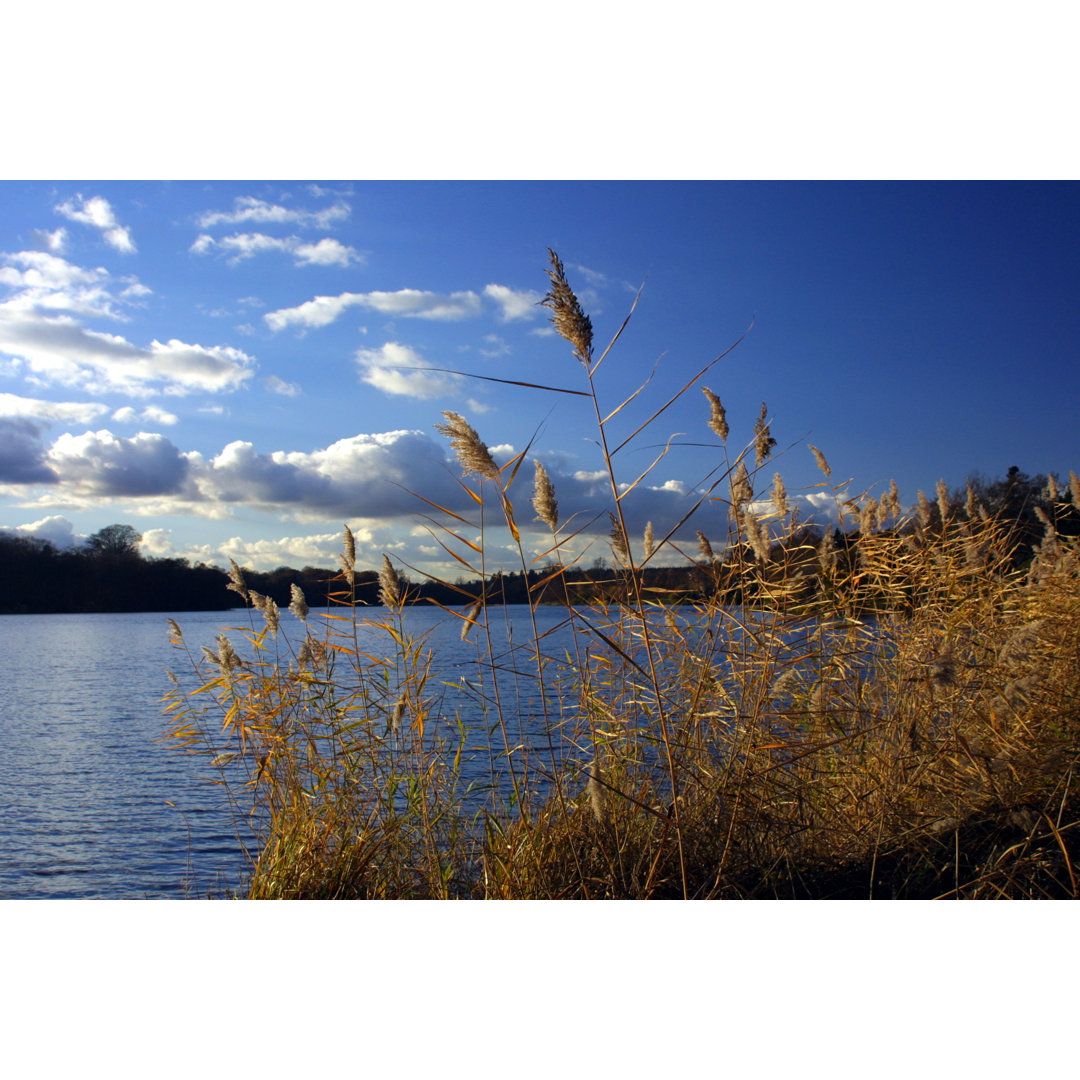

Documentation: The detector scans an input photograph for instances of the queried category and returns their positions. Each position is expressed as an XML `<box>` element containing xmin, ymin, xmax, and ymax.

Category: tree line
<box><xmin>1</xmin><ymin>467</ymin><xmax>1074</xmax><ymax>615</ymax></box>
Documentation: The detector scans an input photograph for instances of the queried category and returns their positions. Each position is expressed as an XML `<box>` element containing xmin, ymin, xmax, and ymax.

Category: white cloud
<box><xmin>112</xmin><ymin>405</ymin><xmax>179</xmax><ymax>426</ymax></box>
<box><xmin>293</xmin><ymin>238</ymin><xmax>360</xmax><ymax>267</ymax></box>
<box><xmin>217</xmin><ymin>530</ymin><xmax>357</xmax><ymax>571</ymax></box>
<box><xmin>0</xmin><ymin>313</ymin><xmax>256</xmax><ymax>396</ymax></box>
<box><xmin>33</xmin><ymin>228</ymin><xmax>67</xmax><ymax>253</ymax></box>
<box><xmin>483</xmin><ymin>283</ymin><xmax>543</xmax><ymax>321</ymax></box>
<box><xmin>191</xmin><ymin>232</ymin><xmax>361</xmax><ymax>268</ymax></box>
<box><xmin>1</xmin><ymin>515</ymin><xmax>80</xmax><ymax>549</ymax></box>
<box><xmin>139</xmin><ymin>527</ymin><xmax>173</xmax><ymax>557</ymax></box>
<box><xmin>196</xmin><ymin>196</ymin><xmax>350</xmax><ymax>230</ymax></box>
<box><xmin>0</xmin><ymin>250</ymin><xmax>144</xmax><ymax>320</ymax></box>
<box><xmin>55</xmin><ymin>195</ymin><xmax>135</xmax><ymax>253</ymax></box>
<box><xmin>265</xmin><ymin>375</ymin><xmax>301</xmax><ymax>397</ymax></box>
<box><xmin>46</xmin><ymin>429</ymin><xmax>191</xmax><ymax>497</ymax></box>
<box><xmin>0</xmin><ymin>391</ymin><xmax>108</xmax><ymax>425</ymax></box>
<box><xmin>356</xmin><ymin>342</ymin><xmax>460</xmax><ymax>399</ymax></box>
<box><xmin>266</xmin><ymin>288</ymin><xmax>482</xmax><ymax>331</ymax></box>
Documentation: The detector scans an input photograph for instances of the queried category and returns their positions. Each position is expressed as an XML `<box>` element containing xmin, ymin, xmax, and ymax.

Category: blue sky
<box><xmin>1</xmin><ymin>180</ymin><xmax>1077</xmax><ymax>575</ymax></box>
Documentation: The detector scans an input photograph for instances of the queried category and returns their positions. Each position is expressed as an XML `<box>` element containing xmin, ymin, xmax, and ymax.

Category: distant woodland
<box><xmin>1</xmin><ymin>469</ymin><xmax>1075</xmax><ymax>615</ymax></box>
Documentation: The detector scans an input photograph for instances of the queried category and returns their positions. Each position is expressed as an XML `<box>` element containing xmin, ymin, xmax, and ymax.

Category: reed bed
<box><xmin>165</xmin><ymin>252</ymin><xmax>1080</xmax><ymax>899</ymax></box>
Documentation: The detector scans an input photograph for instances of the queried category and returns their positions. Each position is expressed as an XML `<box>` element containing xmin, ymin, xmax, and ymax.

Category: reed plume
<box><xmin>770</xmin><ymin>473</ymin><xmax>791</xmax><ymax>518</ymax></box>
<box><xmin>936</xmin><ymin>479</ymin><xmax>951</xmax><ymax>524</ymax></box>
<box><xmin>609</xmin><ymin>512</ymin><xmax>630</xmax><ymax>564</ymax></box>
<box><xmin>435</xmin><ymin>411</ymin><xmax>500</xmax><ymax>481</ymax></box>
<box><xmin>697</xmin><ymin>530</ymin><xmax>715</xmax><ymax>563</ymax></box>
<box><xmin>754</xmin><ymin>402</ymin><xmax>777</xmax><ymax>465</ymax></box>
<box><xmin>378</xmin><ymin>554</ymin><xmax>402</xmax><ymax>608</ymax></box>
<box><xmin>541</xmin><ymin>249</ymin><xmax>593</xmax><ymax>367</ymax></box>
<box><xmin>532</xmin><ymin>460</ymin><xmax>559</xmax><ymax>530</ymax></box>
<box><xmin>808</xmin><ymin>444</ymin><xmax>831</xmax><ymax>478</ymax></box>
<box><xmin>288</xmin><ymin>584</ymin><xmax>309</xmax><ymax>621</ymax></box>
<box><xmin>702</xmin><ymin>386</ymin><xmax>729</xmax><ymax>442</ymax></box>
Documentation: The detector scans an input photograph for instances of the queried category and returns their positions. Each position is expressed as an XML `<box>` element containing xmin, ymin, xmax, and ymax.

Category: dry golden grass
<box><xmin>165</xmin><ymin>251</ymin><xmax>1080</xmax><ymax>900</ymax></box>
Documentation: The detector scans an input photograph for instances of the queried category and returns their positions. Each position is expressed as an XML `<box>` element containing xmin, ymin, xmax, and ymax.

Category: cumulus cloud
<box><xmin>196</xmin><ymin>196</ymin><xmax>350</xmax><ymax>230</ymax></box>
<box><xmin>356</xmin><ymin>342</ymin><xmax>461</xmax><ymax>399</ymax></box>
<box><xmin>483</xmin><ymin>283</ymin><xmax>543</xmax><ymax>321</ymax></box>
<box><xmin>196</xmin><ymin>430</ymin><xmax>462</xmax><ymax>518</ymax></box>
<box><xmin>0</xmin><ymin>313</ymin><xmax>256</xmax><ymax>396</ymax></box>
<box><xmin>54</xmin><ymin>195</ymin><xmax>135</xmax><ymax>253</ymax></box>
<box><xmin>0</xmin><ymin>417</ymin><xmax>57</xmax><ymax>483</ymax></box>
<box><xmin>46</xmin><ymin>430</ymin><xmax>190</xmax><ymax>497</ymax></box>
<box><xmin>265</xmin><ymin>289</ymin><xmax>482</xmax><ymax>332</ymax></box>
<box><xmin>190</xmin><ymin>232</ymin><xmax>361</xmax><ymax>267</ymax></box>
<box><xmin>0</xmin><ymin>515</ymin><xmax>80</xmax><ymax>549</ymax></box>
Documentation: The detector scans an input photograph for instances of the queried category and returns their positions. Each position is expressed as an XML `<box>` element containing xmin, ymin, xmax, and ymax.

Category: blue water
<box><xmin>0</xmin><ymin>606</ymin><xmax>590</xmax><ymax>899</ymax></box>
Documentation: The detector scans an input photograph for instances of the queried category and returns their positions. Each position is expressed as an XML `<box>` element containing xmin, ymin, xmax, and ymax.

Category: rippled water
<box><xmin>0</xmin><ymin>606</ymin><xmax>585</xmax><ymax>899</ymax></box>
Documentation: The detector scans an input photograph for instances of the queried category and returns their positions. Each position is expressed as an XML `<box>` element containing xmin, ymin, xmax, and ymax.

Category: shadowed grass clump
<box><xmin>165</xmin><ymin>251</ymin><xmax>1080</xmax><ymax>899</ymax></box>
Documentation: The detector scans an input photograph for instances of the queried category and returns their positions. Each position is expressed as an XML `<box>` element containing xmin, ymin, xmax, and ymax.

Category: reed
<box><xmin>165</xmin><ymin>252</ymin><xmax>1080</xmax><ymax>899</ymax></box>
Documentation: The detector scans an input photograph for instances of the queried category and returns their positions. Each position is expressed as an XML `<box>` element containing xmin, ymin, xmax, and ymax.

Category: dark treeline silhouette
<box><xmin>2</xmin><ymin>468</ymin><xmax>1076</xmax><ymax>615</ymax></box>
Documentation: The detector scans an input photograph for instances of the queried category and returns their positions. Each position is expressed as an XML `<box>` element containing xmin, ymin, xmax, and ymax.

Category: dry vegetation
<box><xmin>165</xmin><ymin>252</ymin><xmax>1080</xmax><ymax>899</ymax></box>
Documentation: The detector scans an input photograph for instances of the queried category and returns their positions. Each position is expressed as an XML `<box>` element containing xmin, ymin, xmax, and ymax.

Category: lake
<box><xmin>0</xmin><ymin>605</ymin><xmax>594</xmax><ymax>899</ymax></box>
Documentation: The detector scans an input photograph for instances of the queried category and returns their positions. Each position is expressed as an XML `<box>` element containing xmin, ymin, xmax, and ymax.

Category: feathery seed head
<box><xmin>435</xmin><ymin>411</ymin><xmax>500</xmax><ymax>481</ymax></box>
<box><xmin>643</xmin><ymin>521</ymin><xmax>656</xmax><ymax>559</ymax></box>
<box><xmin>697</xmin><ymin>530</ymin><xmax>715</xmax><ymax>563</ymax></box>
<box><xmin>1070</xmin><ymin>471</ymin><xmax>1080</xmax><ymax>508</ymax></box>
<box><xmin>378</xmin><ymin>554</ymin><xmax>401</xmax><ymax>608</ymax></box>
<box><xmin>608</xmin><ymin>512</ymin><xmax>630</xmax><ymax>564</ymax></box>
<box><xmin>965</xmin><ymin>482</ymin><xmax>978</xmax><ymax>520</ymax></box>
<box><xmin>819</xmin><ymin>528</ymin><xmax>836</xmax><ymax>571</ymax></box>
<box><xmin>754</xmin><ymin>402</ymin><xmax>777</xmax><ymax>466</ymax></box>
<box><xmin>730</xmin><ymin>460</ymin><xmax>753</xmax><ymax>509</ymax></box>
<box><xmin>252</xmin><ymin>591</ymin><xmax>280</xmax><ymax>636</ymax></box>
<box><xmin>936</xmin><ymin>479</ymin><xmax>950</xmax><ymax>524</ymax></box>
<box><xmin>460</xmin><ymin>596</ymin><xmax>483</xmax><ymax>642</ymax></box>
<box><xmin>541</xmin><ymin>249</ymin><xmax>593</xmax><ymax>367</ymax></box>
<box><xmin>1047</xmin><ymin>475</ymin><xmax>1060</xmax><ymax>501</ymax></box>
<box><xmin>388</xmin><ymin>699</ymin><xmax>406</xmax><ymax>735</ymax></box>
<box><xmin>702</xmin><ymin>386</ymin><xmax>729</xmax><ymax>442</ymax></box>
<box><xmin>808</xmin><ymin>444</ymin><xmax>831</xmax><ymax>478</ymax></box>
<box><xmin>770</xmin><ymin>473</ymin><xmax>791</xmax><ymax>519</ymax></box>
<box><xmin>744</xmin><ymin>511</ymin><xmax>771</xmax><ymax>562</ymax></box>
<box><xmin>216</xmin><ymin>634</ymin><xmax>241</xmax><ymax>674</ymax></box>
<box><xmin>588</xmin><ymin>761</ymin><xmax>608</xmax><ymax>827</ymax></box>
<box><xmin>883</xmin><ymin>479</ymin><xmax>901</xmax><ymax>522</ymax></box>
<box><xmin>861</xmin><ymin>496</ymin><xmax>879</xmax><ymax>534</ymax></box>
<box><xmin>226</xmin><ymin>558</ymin><xmax>249</xmax><ymax>602</ymax></box>
<box><xmin>917</xmin><ymin>490</ymin><xmax>932</xmax><ymax>528</ymax></box>
<box><xmin>289</xmin><ymin>584</ymin><xmax>309</xmax><ymax>621</ymax></box>
<box><xmin>532</xmin><ymin>460</ymin><xmax>559</xmax><ymax>530</ymax></box>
